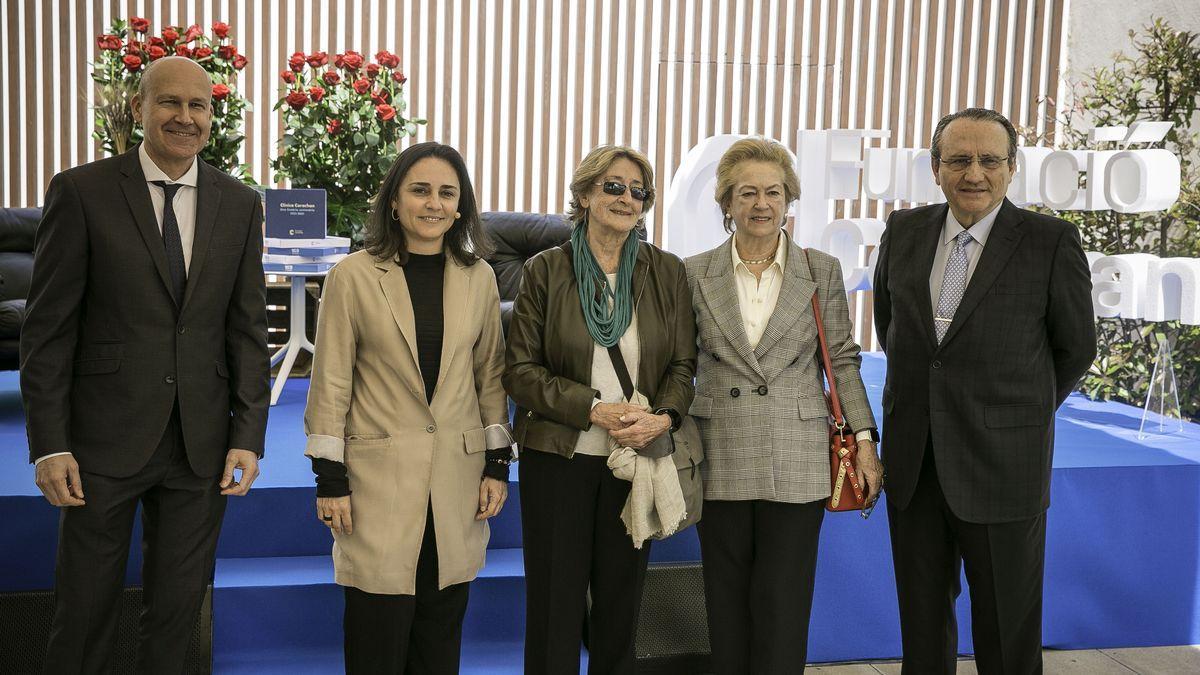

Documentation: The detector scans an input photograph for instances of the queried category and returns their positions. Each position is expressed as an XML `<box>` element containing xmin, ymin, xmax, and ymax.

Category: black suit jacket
<box><xmin>873</xmin><ymin>199</ymin><xmax>1095</xmax><ymax>523</ymax></box>
<box><xmin>20</xmin><ymin>147</ymin><xmax>270</xmax><ymax>479</ymax></box>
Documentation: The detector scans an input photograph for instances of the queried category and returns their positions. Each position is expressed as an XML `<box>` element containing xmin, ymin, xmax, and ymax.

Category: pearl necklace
<box><xmin>737</xmin><ymin>251</ymin><xmax>774</xmax><ymax>265</ymax></box>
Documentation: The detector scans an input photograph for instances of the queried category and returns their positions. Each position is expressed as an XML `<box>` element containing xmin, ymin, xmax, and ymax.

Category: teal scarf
<box><xmin>572</xmin><ymin>220</ymin><xmax>639</xmax><ymax>348</ymax></box>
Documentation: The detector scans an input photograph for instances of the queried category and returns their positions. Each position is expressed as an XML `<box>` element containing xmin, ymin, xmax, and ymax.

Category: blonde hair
<box><xmin>567</xmin><ymin>145</ymin><xmax>656</xmax><ymax>227</ymax></box>
<box><xmin>714</xmin><ymin>137</ymin><xmax>800</xmax><ymax>232</ymax></box>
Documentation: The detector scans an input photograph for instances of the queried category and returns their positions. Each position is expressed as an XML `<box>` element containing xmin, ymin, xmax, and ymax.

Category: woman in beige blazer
<box><xmin>304</xmin><ymin>142</ymin><xmax>513</xmax><ymax>674</ymax></box>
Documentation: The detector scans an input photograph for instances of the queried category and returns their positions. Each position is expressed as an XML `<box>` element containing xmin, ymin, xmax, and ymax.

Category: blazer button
<box><xmin>730</xmin><ymin>387</ymin><xmax>740</xmax><ymax>397</ymax></box>
<box><xmin>713</xmin><ymin>353</ymin><xmax>720</xmax><ymax>362</ymax></box>
<box><xmin>932</xmin><ymin>360</ymin><xmax>942</xmax><ymax>369</ymax></box>
<box><xmin>426</xmin><ymin>424</ymin><xmax>437</xmax><ymax>433</ymax></box>
<box><xmin>177</xmin><ymin>325</ymin><xmax>186</xmax><ymax>335</ymax></box>
<box><xmin>757</xmin><ymin>385</ymin><xmax>768</xmax><ymax>396</ymax></box>
<box><xmin>164</xmin><ymin>375</ymin><xmax>176</xmax><ymax>384</ymax></box>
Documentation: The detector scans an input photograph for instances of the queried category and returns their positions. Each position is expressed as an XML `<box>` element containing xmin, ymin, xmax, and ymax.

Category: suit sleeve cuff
<box><xmin>34</xmin><ymin>452</ymin><xmax>72</xmax><ymax>465</ymax></box>
<box><xmin>305</xmin><ymin>434</ymin><xmax>345</xmax><ymax>464</ymax></box>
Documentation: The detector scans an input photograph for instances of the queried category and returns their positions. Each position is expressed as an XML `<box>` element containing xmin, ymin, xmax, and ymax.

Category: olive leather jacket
<box><xmin>503</xmin><ymin>239</ymin><xmax>697</xmax><ymax>457</ymax></box>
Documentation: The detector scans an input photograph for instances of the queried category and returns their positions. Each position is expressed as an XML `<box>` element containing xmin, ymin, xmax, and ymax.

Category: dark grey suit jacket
<box><xmin>873</xmin><ymin>199</ymin><xmax>1096</xmax><ymax>523</ymax></box>
<box><xmin>21</xmin><ymin>146</ymin><xmax>269</xmax><ymax>478</ymax></box>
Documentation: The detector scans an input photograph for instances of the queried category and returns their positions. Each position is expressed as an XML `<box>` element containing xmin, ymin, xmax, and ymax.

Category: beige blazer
<box><xmin>304</xmin><ymin>249</ymin><xmax>510</xmax><ymax>595</ymax></box>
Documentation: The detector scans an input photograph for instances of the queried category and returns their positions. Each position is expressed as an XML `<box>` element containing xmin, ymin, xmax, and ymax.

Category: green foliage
<box><xmin>91</xmin><ymin>18</ymin><xmax>254</xmax><ymax>181</ymax></box>
<box><xmin>269</xmin><ymin>50</ymin><xmax>425</xmax><ymax>244</ymax></box>
<box><xmin>1033</xmin><ymin>17</ymin><xmax>1200</xmax><ymax>419</ymax></box>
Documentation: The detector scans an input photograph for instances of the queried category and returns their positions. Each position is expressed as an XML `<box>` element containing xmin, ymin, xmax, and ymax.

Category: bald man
<box><xmin>21</xmin><ymin>57</ymin><xmax>269</xmax><ymax>673</ymax></box>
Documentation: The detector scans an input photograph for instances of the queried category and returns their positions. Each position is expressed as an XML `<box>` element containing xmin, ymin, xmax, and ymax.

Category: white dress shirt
<box><xmin>35</xmin><ymin>148</ymin><xmax>201</xmax><ymax>466</ymax></box>
<box><xmin>928</xmin><ymin>203</ymin><xmax>1001</xmax><ymax>311</ymax></box>
<box><xmin>732</xmin><ymin>230</ymin><xmax>787</xmax><ymax>350</ymax></box>
<box><xmin>140</xmin><ymin>143</ymin><xmax>199</xmax><ymax>273</ymax></box>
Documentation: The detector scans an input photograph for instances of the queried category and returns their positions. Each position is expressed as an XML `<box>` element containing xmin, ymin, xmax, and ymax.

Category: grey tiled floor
<box><xmin>810</xmin><ymin>645</ymin><xmax>1200</xmax><ymax>674</ymax></box>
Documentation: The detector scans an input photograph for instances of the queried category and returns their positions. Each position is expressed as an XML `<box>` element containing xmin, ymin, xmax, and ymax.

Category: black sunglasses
<box><xmin>596</xmin><ymin>181</ymin><xmax>652</xmax><ymax>201</ymax></box>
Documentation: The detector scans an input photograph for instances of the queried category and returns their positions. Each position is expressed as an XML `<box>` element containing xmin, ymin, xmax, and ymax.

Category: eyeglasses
<box><xmin>936</xmin><ymin>155</ymin><xmax>1012</xmax><ymax>172</ymax></box>
<box><xmin>595</xmin><ymin>181</ymin><xmax>652</xmax><ymax>201</ymax></box>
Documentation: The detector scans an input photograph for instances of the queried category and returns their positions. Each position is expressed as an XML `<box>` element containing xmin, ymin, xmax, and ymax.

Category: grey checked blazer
<box><xmin>685</xmin><ymin>235</ymin><xmax>875</xmax><ymax>503</ymax></box>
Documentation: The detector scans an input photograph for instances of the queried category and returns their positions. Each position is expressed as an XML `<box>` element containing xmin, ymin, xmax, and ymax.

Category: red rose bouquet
<box><xmin>91</xmin><ymin>17</ymin><xmax>252</xmax><ymax>180</ymax></box>
<box><xmin>271</xmin><ymin>49</ymin><xmax>424</xmax><ymax>242</ymax></box>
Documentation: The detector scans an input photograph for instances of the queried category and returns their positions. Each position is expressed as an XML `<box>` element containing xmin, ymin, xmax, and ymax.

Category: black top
<box><xmin>313</xmin><ymin>253</ymin><xmax>510</xmax><ymax>498</ymax></box>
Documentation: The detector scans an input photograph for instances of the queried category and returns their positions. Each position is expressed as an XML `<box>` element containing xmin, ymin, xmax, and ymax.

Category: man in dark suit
<box><xmin>873</xmin><ymin>107</ymin><xmax>1096</xmax><ymax>674</ymax></box>
<box><xmin>20</xmin><ymin>56</ymin><xmax>269</xmax><ymax>673</ymax></box>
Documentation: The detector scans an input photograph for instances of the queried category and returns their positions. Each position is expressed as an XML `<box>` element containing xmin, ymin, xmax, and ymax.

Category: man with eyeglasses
<box><xmin>873</xmin><ymin>107</ymin><xmax>1096</xmax><ymax>674</ymax></box>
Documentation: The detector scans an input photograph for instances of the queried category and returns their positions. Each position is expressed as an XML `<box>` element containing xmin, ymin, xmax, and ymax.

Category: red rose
<box><xmin>306</xmin><ymin>51</ymin><xmax>328</xmax><ymax>68</ymax></box>
<box><xmin>327</xmin><ymin>119</ymin><xmax>343</xmax><ymax>135</ymax></box>
<box><xmin>340</xmin><ymin>50</ymin><xmax>364</xmax><ymax>70</ymax></box>
<box><xmin>148</xmin><ymin>37</ymin><xmax>165</xmax><ymax>48</ymax></box>
<box><xmin>371</xmin><ymin>89</ymin><xmax>390</xmax><ymax>105</ymax></box>
<box><xmin>125</xmin><ymin>41</ymin><xmax>142</xmax><ymax>55</ymax></box>
<box><xmin>280</xmin><ymin>70</ymin><xmax>296</xmax><ymax>84</ymax></box>
<box><xmin>366</xmin><ymin>63</ymin><xmax>381</xmax><ymax>79</ymax></box>
<box><xmin>285</xmin><ymin>91</ymin><xmax>309</xmax><ymax>111</ymax></box>
<box><xmin>213</xmin><ymin>21</ymin><xmax>230</xmax><ymax>38</ymax></box>
<box><xmin>212</xmin><ymin>84</ymin><xmax>231</xmax><ymax>100</ymax></box>
<box><xmin>233</xmin><ymin>54</ymin><xmax>248</xmax><ymax>70</ymax></box>
<box><xmin>162</xmin><ymin>28</ymin><xmax>179</xmax><ymax>46</ymax></box>
<box><xmin>333</xmin><ymin>53</ymin><xmax>344</xmax><ymax>68</ymax></box>
<box><xmin>288</xmin><ymin>51</ymin><xmax>306</xmax><ymax>72</ymax></box>
<box><xmin>352</xmin><ymin>78</ymin><xmax>371</xmax><ymax>94</ymax></box>
<box><xmin>130</xmin><ymin>17</ymin><xmax>150</xmax><ymax>33</ymax></box>
<box><xmin>194</xmin><ymin>46</ymin><xmax>213</xmax><ymax>59</ymax></box>
<box><xmin>322</xmin><ymin>70</ymin><xmax>341</xmax><ymax>85</ymax></box>
<box><xmin>175</xmin><ymin>45</ymin><xmax>193</xmax><ymax>57</ymax></box>
<box><xmin>218</xmin><ymin>45</ymin><xmax>237</xmax><ymax>60</ymax></box>
<box><xmin>123</xmin><ymin>54</ymin><xmax>143</xmax><ymax>71</ymax></box>
<box><xmin>392</xmin><ymin>71</ymin><xmax>407</xmax><ymax>84</ymax></box>
<box><xmin>375</xmin><ymin>104</ymin><xmax>397</xmax><ymax>121</ymax></box>
<box><xmin>96</xmin><ymin>34</ymin><xmax>122</xmax><ymax>51</ymax></box>
<box><xmin>147</xmin><ymin>45</ymin><xmax>167</xmax><ymax>60</ymax></box>
<box><xmin>308</xmin><ymin>86</ymin><xmax>326</xmax><ymax>102</ymax></box>
<box><xmin>375</xmin><ymin>50</ymin><xmax>400</xmax><ymax>68</ymax></box>
<box><xmin>183</xmin><ymin>24</ymin><xmax>203</xmax><ymax>43</ymax></box>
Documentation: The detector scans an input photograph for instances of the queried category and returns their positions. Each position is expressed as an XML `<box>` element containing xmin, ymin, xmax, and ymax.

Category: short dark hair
<box><xmin>930</xmin><ymin>107</ymin><xmax>1018</xmax><ymax>164</ymax></box>
<box><xmin>365</xmin><ymin>142</ymin><xmax>493</xmax><ymax>266</ymax></box>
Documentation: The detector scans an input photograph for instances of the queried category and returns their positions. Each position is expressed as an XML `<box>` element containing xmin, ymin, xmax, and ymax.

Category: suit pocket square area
<box><xmin>983</xmin><ymin>403</ymin><xmax>1045</xmax><ymax>428</ymax></box>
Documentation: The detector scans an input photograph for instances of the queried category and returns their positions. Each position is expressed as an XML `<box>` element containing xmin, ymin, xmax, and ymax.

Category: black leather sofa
<box><xmin>480</xmin><ymin>211</ymin><xmax>572</xmax><ymax>333</ymax></box>
<box><xmin>0</xmin><ymin>208</ymin><xmax>37</xmax><ymax>370</ymax></box>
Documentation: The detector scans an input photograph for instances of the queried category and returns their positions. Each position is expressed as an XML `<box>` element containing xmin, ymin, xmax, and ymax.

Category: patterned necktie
<box><xmin>934</xmin><ymin>230</ymin><xmax>974</xmax><ymax>344</ymax></box>
<box><xmin>151</xmin><ymin>181</ymin><xmax>187</xmax><ymax>304</ymax></box>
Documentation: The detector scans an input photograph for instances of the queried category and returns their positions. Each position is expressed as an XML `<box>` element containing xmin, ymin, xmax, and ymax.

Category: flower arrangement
<box><xmin>271</xmin><ymin>49</ymin><xmax>425</xmax><ymax>242</ymax></box>
<box><xmin>92</xmin><ymin>17</ymin><xmax>252</xmax><ymax>180</ymax></box>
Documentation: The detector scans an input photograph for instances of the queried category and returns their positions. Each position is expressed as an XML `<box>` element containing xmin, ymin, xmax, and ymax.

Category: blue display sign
<box><xmin>265</xmin><ymin>188</ymin><xmax>327</xmax><ymax>239</ymax></box>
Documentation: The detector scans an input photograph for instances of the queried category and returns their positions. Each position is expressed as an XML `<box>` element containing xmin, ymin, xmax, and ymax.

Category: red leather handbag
<box><xmin>804</xmin><ymin>250</ymin><xmax>867</xmax><ymax>513</ymax></box>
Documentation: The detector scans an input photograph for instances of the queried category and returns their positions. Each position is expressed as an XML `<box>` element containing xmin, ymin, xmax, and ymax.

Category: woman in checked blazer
<box><xmin>684</xmin><ymin>137</ymin><xmax>883</xmax><ymax>674</ymax></box>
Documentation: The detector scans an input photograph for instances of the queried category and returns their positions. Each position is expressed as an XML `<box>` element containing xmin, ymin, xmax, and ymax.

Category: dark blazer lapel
<box><xmin>915</xmin><ymin>204</ymin><xmax>947</xmax><ymax>349</ymax></box>
<box><xmin>181</xmin><ymin>160</ymin><xmax>222</xmax><ymax>313</ymax></box>
<box><xmin>118</xmin><ymin>148</ymin><xmax>174</xmax><ymax>300</ymax></box>
<box><xmin>754</xmin><ymin>237</ymin><xmax>816</xmax><ymax>362</ymax></box>
<box><xmin>432</xmin><ymin>255</ymin><xmax>470</xmax><ymax>400</ymax></box>
<box><xmin>375</xmin><ymin>257</ymin><xmax>424</xmax><ymax>395</ymax></box>
<box><xmin>698</xmin><ymin>238</ymin><xmax>763</xmax><ymax>378</ymax></box>
<box><xmin>938</xmin><ymin>200</ymin><xmax>1025</xmax><ymax>348</ymax></box>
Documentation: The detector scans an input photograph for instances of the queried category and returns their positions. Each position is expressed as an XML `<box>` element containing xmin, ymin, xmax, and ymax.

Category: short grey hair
<box><xmin>930</xmin><ymin>107</ymin><xmax>1018</xmax><ymax>162</ymax></box>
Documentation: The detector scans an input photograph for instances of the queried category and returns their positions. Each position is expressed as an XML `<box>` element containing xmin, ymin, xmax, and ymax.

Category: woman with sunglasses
<box><xmin>503</xmin><ymin>145</ymin><xmax>696</xmax><ymax>674</ymax></box>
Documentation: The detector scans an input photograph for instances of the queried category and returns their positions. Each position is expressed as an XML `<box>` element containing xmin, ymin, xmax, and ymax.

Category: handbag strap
<box><xmin>606</xmin><ymin>342</ymin><xmax>636</xmax><ymax>402</ymax></box>
<box><xmin>800</xmin><ymin>249</ymin><xmax>849</xmax><ymax>433</ymax></box>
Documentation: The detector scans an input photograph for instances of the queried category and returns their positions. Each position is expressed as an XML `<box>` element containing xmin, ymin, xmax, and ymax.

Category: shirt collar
<box><xmin>943</xmin><ymin>202</ymin><xmax>1001</xmax><ymax>247</ymax></box>
<box><xmin>138</xmin><ymin>143</ymin><xmax>199</xmax><ymax>188</ymax></box>
<box><xmin>732</xmin><ymin>229</ymin><xmax>788</xmax><ymax>273</ymax></box>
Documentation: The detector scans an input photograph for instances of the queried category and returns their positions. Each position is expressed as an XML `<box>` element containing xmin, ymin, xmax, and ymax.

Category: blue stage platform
<box><xmin>2</xmin><ymin>353</ymin><xmax>1199</xmax><ymax>672</ymax></box>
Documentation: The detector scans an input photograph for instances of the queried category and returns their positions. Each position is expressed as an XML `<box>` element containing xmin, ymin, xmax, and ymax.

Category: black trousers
<box><xmin>343</xmin><ymin>502</ymin><xmax>470</xmax><ymax>675</ymax></box>
<box><xmin>42</xmin><ymin>411</ymin><xmax>227</xmax><ymax>675</ymax></box>
<box><xmin>888</xmin><ymin>444</ymin><xmax>1046</xmax><ymax>675</ymax></box>
<box><xmin>697</xmin><ymin>498</ymin><xmax>825</xmax><ymax>675</ymax></box>
<box><xmin>519</xmin><ymin>449</ymin><xmax>652</xmax><ymax>675</ymax></box>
